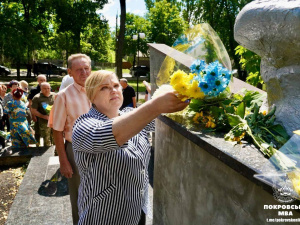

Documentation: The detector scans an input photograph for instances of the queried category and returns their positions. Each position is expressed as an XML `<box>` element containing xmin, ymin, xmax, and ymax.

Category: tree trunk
<box><xmin>116</xmin><ymin>0</ymin><xmax>126</xmax><ymax>79</ymax></box>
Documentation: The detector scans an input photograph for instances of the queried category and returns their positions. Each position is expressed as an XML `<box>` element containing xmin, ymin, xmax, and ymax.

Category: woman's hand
<box><xmin>151</xmin><ymin>91</ymin><xmax>189</xmax><ymax>114</ymax></box>
<box><xmin>113</xmin><ymin>91</ymin><xmax>189</xmax><ymax>146</ymax></box>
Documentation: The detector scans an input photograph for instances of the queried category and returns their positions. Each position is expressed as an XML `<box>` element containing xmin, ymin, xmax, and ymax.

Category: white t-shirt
<box><xmin>59</xmin><ymin>75</ymin><xmax>74</xmax><ymax>92</ymax></box>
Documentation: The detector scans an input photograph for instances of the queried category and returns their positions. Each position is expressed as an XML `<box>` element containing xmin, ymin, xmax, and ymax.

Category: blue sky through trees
<box><xmin>98</xmin><ymin>0</ymin><xmax>147</xmax><ymax>29</ymax></box>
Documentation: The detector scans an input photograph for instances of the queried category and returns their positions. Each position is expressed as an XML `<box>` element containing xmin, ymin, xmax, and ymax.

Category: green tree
<box><xmin>52</xmin><ymin>0</ymin><xmax>108</xmax><ymax>57</ymax></box>
<box><xmin>147</xmin><ymin>0</ymin><xmax>187</xmax><ymax>46</ymax></box>
<box><xmin>81</xmin><ymin>22</ymin><xmax>111</xmax><ymax>62</ymax></box>
<box><xmin>235</xmin><ymin>45</ymin><xmax>263</xmax><ymax>88</ymax></box>
<box><xmin>123</xmin><ymin>13</ymin><xmax>150</xmax><ymax>67</ymax></box>
<box><xmin>0</xmin><ymin>0</ymin><xmax>51</xmax><ymax>78</ymax></box>
<box><xmin>145</xmin><ymin>0</ymin><xmax>181</xmax><ymax>10</ymax></box>
<box><xmin>179</xmin><ymin>0</ymin><xmax>253</xmax><ymax>81</ymax></box>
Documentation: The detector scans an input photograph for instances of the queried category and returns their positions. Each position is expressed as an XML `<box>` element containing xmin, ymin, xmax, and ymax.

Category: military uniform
<box><xmin>28</xmin><ymin>85</ymin><xmax>41</xmax><ymax>143</ymax></box>
<box><xmin>32</xmin><ymin>92</ymin><xmax>55</xmax><ymax>146</ymax></box>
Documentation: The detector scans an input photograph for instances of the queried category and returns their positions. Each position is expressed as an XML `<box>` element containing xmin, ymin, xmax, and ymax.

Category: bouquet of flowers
<box><xmin>41</xmin><ymin>102</ymin><xmax>53</xmax><ymax>115</ymax></box>
<box><xmin>154</xmin><ymin>23</ymin><xmax>289</xmax><ymax>157</ymax></box>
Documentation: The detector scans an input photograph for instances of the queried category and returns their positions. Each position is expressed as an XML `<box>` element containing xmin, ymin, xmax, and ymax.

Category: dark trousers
<box><xmin>138</xmin><ymin>211</ymin><xmax>146</xmax><ymax>225</ymax></box>
<box><xmin>65</xmin><ymin>141</ymin><xmax>80</xmax><ymax>225</ymax></box>
<box><xmin>3</xmin><ymin>114</ymin><xmax>10</xmax><ymax>132</ymax></box>
<box><xmin>0</xmin><ymin>118</ymin><xmax>5</xmax><ymax>148</ymax></box>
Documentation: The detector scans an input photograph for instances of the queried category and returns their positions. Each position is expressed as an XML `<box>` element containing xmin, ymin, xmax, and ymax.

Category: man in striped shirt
<box><xmin>48</xmin><ymin>54</ymin><xmax>91</xmax><ymax>224</ymax></box>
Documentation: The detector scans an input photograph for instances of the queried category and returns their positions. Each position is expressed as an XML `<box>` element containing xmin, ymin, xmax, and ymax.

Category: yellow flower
<box><xmin>205</xmin><ymin>115</ymin><xmax>217</xmax><ymax>128</ymax></box>
<box><xmin>187</xmin><ymin>80</ymin><xmax>204</xmax><ymax>99</ymax></box>
<box><xmin>170</xmin><ymin>70</ymin><xmax>187</xmax><ymax>86</ymax></box>
<box><xmin>173</xmin><ymin>83</ymin><xmax>189</xmax><ymax>96</ymax></box>
<box><xmin>193</xmin><ymin>112</ymin><xmax>201</xmax><ymax>124</ymax></box>
<box><xmin>188</xmin><ymin>73</ymin><xmax>196</xmax><ymax>81</ymax></box>
<box><xmin>262</xmin><ymin>111</ymin><xmax>267</xmax><ymax>116</ymax></box>
<box><xmin>232</xmin><ymin>132</ymin><xmax>246</xmax><ymax>144</ymax></box>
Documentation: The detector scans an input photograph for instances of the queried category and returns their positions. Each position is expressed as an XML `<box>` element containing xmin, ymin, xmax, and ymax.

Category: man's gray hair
<box><xmin>40</xmin><ymin>82</ymin><xmax>51</xmax><ymax>88</ymax></box>
<box><xmin>37</xmin><ymin>74</ymin><xmax>46</xmax><ymax>80</ymax></box>
<box><xmin>68</xmin><ymin>53</ymin><xmax>91</xmax><ymax>69</ymax></box>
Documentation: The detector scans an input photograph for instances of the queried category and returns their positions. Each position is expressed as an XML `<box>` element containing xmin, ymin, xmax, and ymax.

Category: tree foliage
<box><xmin>0</xmin><ymin>0</ymin><xmax>51</xmax><ymax>78</ymax></box>
<box><xmin>181</xmin><ymin>0</ymin><xmax>253</xmax><ymax>81</ymax></box>
<box><xmin>147</xmin><ymin>0</ymin><xmax>187</xmax><ymax>46</ymax></box>
<box><xmin>235</xmin><ymin>45</ymin><xmax>263</xmax><ymax>88</ymax></box>
<box><xmin>0</xmin><ymin>0</ymin><xmax>110</xmax><ymax>70</ymax></box>
<box><xmin>123</xmin><ymin>13</ymin><xmax>150</xmax><ymax>66</ymax></box>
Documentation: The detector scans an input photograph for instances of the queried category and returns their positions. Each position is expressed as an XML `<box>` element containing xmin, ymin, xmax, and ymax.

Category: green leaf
<box><xmin>236</xmin><ymin>102</ymin><xmax>245</xmax><ymax>119</ymax></box>
<box><xmin>242</xmin><ymin>90</ymin><xmax>266</xmax><ymax>109</ymax></box>
<box><xmin>210</xmin><ymin>106</ymin><xmax>223</xmax><ymax>118</ymax></box>
<box><xmin>226</xmin><ymin>113</ymin><xmax>244</xmax><ymax>127</ymax></box>
<box><xmin>268</xmin><ymin>124</ymin><xmax>290</xmax><ymax>140</ymax></box>
<box><xmin>189</xmin><ymin>99</ymin><xmax>205</xmax><ymax>111</ymax></box>
<box><xmin>224</xmin><ymin>106</ymin><xmax>235</xmax><ymax>114</ymax></box>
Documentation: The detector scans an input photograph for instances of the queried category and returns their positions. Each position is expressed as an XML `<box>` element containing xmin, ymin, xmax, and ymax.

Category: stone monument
<box><xmin>234</xmin><ymin>0</ymin><xmax>300</xmax><ymax>135</ymax></box>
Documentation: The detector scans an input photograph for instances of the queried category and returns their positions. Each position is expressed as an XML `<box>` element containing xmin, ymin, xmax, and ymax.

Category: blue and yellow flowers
<box><xmin>41</xmin><ymin>102</ymin><xmax>53</xmax><ymax>115</ymax></box>
<box><xmin>169</xmin><ymin>59</ymin><xmax>231</xmax><ymax>100</ymax></box>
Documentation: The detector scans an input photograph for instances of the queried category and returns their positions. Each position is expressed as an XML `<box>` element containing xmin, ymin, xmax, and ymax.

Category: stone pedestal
<box><xmin>234</xmin><ymin>0</ymin><xmax>300</xmax><ymax>135</ymax></box>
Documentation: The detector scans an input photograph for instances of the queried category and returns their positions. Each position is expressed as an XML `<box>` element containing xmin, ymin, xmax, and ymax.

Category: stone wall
<box><xmin>154</xmin><ymin>119</ymin><xmax>300</xmax><ymax>225</ymax></box>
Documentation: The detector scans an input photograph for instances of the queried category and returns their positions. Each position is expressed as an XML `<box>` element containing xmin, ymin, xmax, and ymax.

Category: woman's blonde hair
<box><xmin>85</xmin><ymin>70</ymin><xmax>117</xmax><ymax>102</ymax></box>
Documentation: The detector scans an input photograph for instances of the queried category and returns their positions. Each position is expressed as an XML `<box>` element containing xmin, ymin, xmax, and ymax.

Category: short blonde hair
<box><xmin>85</xmin><ymin>70</ymin><xmax>117</xmax><ymax>102</ymax></box>
<box><xmin>68</xmin><ymin>53</ymin><xmax>91</xmax><ymax>69</ymax></box>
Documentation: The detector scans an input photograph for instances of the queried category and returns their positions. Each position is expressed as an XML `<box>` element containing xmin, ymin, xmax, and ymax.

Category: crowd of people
<box><xmin>0</xmin><ymin>74</ymin><xmax>58</xmax><ymax>149</ymax></box>
<box><xmin>0</xmin><ymin>53</ymin><xmax>188</xmax><ymax>225</ymax></box>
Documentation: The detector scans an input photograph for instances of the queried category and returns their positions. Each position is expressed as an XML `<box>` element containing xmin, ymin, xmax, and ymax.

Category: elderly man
<box><xmin>28</xmin><ymin>75</ymin><xmax>47</xmax><ymax>146</ymax></box>
<box><xmin>120</xmin><ymin>78</ymin><xmax>136</xmax><ymax>110</ymax></box>
<box><xmin>48</xmin><ymin>54</ymin><xmax>91</xmax><ymax>224</ymax></box>
<box><xmin>31</xmin><ymin>82</ymin><xmax>55</xmax><ymax>147</ymax></box>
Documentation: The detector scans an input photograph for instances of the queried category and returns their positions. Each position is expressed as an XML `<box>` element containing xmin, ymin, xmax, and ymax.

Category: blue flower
<box><xmin>190</xmin><ymin>60</ymin><xmax>206</xmax><ymax>74</ymax></box>
<box><xmin>199</xmin><ymin>82</ymin><xmax>212</xmax><ymax>95</ymax></box>
<box><xmin>190</xmin><ymin>59</ymin><xmax>231</xmax><ymax>97</ymax></box>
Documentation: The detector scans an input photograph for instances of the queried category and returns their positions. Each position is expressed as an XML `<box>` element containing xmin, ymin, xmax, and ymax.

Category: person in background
<box><xmin>4</xmin><ymin>88</ymin><xmax>36</xmax><ymax>149</ymax></box>
<box><xmin>3</xmin><ymin>80</ymin><xmax>19</xmax><ymax>107</ymax></box>
<box><xmin>59</xmin><ymin>74</ymin><xmax>74</xmax><ymax>92</ymax></box>
<box><xmin>46</xmin><ymin>62</ymin><xmax>52</xmax><ymax>79</ymax></box>
<box><xmin>0</xmin><ymin>84</ymin><xmax>5</xmax><ymax>149</ymax></box>
<box><xmin>1</xmin><ymin>84</ymin><xmax>9</xmax><ymax>134</ymax></box>
<box><xmin>31</xmin><ymin>82</ymin><xmax>55</xmax><ymax>147</ymax></box>
<box><xmin>26</xmin><ymin>63</ymin><xmax>32</xmax><ymax>77</ymax></box>
<box><xmin>0</xmin><ymin>84</ymin><xmax>7</xmax><ymax>100</ymax></box>
<box><xmin>119</xmin><ymin>78</ymin><xmax>136</xmax><ymax>109</ymax></box>
<box><xmin>19</xmin><ymin>80</ymin><xmax>29</xmax><ymax>98</ymax></box>
<box><xmin>28</xmin><ymin>75</ymin><xmax>47</xmax><ymax>146</ymax></box>
<box><xmin>143</xmin><ymin>80</ymin><xmax>151</xmax><ymax>102</ymax></box>
<box><xmin>3</xmin><ymin>80</ymin><xmax>20</xmax><ymax>134</ymax></box>
<box><xmin>72</xmin><ymin>70</ymin><xmax>189</xmax><ymax>224</ymax></box>
<box><xmin>19</xmin><ymin>80</ymin><xmax>31</xmax><ymax>128</ymax></box>
<box><xmin>33</xmin><ymin>61</ymin><xmax>38</xmax><ymax>77</ymax></box>
<box><xmin>48</xmin><ymin>53</ymin><xmax>91</xmax><ymax>224</ymax></box>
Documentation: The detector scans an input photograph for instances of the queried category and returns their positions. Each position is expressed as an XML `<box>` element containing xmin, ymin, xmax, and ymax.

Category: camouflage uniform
<box><xmin>32</xmin><ymin>92</ymin><xmax>55</xmax><ymax>146</ymax></box>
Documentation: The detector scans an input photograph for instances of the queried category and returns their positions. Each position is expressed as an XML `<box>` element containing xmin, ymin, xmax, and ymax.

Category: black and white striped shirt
<box><xmin>72</xmin><ymin>107</ymin><xmax>155</xmax><ymax>225</ymax></box>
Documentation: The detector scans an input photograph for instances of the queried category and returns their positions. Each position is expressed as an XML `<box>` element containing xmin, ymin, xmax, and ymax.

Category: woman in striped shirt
<box><xmin>72</xmin><ymin>70</ymin><xmax>189</xmax><ymax>225</ymax></box>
